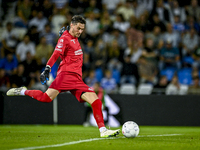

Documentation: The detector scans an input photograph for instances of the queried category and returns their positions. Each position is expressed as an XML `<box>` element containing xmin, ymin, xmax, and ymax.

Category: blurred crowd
<box><xmin>1</xmin><ymin>0</ymin><xmax>200</xmax><ymax>95</ymax></box>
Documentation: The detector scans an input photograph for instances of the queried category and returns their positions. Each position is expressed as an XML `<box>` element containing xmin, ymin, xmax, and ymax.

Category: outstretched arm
<box><xmin>40</xmin><ymin>26</ymin><xmax>68</xmax><ymax>84</ymax></box>
<box><xmin>46</xmin><ymin>50</ymin><xmax>60</xmax><ymax>68</ymax></box>
<box><xmin>40</xmin><ymin>49</ymin><xmax>60</xmax><ymax>84</ymax></box>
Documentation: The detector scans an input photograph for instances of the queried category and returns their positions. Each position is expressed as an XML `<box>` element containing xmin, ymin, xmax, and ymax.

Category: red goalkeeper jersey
<box><xmin>53</xmin><ymin>30</ymin><xmax>83</xmax><ymax>76</ymax></box>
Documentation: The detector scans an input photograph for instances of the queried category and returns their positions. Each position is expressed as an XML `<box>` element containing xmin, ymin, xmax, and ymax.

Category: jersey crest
<box><xmin>71</xmin><ymin>39</ymin><xmax>76</xmax><ymax>44</ymax></box>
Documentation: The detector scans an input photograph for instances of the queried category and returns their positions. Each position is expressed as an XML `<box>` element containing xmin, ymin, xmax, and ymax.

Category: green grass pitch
<box><xmin>0</xmin><ymin>125</ymin><xmax>200</xmax><ymax>150</ymax></box>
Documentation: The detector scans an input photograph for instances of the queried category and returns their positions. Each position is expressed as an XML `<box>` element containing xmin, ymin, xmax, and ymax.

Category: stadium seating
<box><xmin>137</xmin><ymin>83</ymin><xmax>153</xmax><ymax>95</ymax></box>
<box><xmin>179</xmin><ymin>84</ymin><xmax>189</xmax><ymax>95</ymax></box>
<box><xmin>178</xmin><ymin>68</ymin><xmax>192</xmax><ymax>85</ymax></box>
<box><xmin>119</xmin><ymin>84</ymin><xmax>136</xmax><ymax>94</ymax></box>
<box><xmin>95</xmin><ymin>68</ymin><xmax>103</xmax><ymax>82</ymax></box>
<box><xmin>160</xmin><ymin>67</ymin><xmax>176</xmax><ymax>81</ymax></box>
<box><xmin>112</xmin><ymin>69</ymin><xmax>120</xmax><ymax>84</ymax></box>
<box><xmin>182</xmin><ymin>56</ymin><xmax>194</xmax><ymax>66</ymax></box>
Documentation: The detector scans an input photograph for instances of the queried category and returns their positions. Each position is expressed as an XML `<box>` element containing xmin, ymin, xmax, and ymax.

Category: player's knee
<box><xmin>39</xmin><ymin>93</ymin><xmax>52</xmax><ymax>103</ymax></box>
<box><xmin>81</xmin><ymin>92</ymin><xmax>98</xmax><ymax>104</ymax></box>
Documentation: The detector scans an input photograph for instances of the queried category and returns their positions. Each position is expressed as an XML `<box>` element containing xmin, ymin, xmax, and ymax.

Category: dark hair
<box><xmin>6</xmin><ymin>22</ymin><xmax>12</xmax><ymax>26</ymax></box>
<box><xmin>71</xmin><ymin>15</ymin><xmax>86</xmax><ymax>25</ymax></box>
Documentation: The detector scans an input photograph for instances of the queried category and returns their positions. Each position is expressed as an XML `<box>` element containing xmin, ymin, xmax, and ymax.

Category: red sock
<box><xmin>91</xmin><ymin>99</ymin><xmax>105</xmax><ymax>128</ymax></box>
<box><xmin>25</xmin><ymin>90</ymin><xmax>52</xmax><ymax>103</ymax></box>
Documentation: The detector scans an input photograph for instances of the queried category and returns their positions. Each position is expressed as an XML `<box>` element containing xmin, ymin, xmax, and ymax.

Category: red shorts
<box><xmin>49</xmin><ymin>71</ymin><xmax>94</xmax><ymax>102</ymax></box>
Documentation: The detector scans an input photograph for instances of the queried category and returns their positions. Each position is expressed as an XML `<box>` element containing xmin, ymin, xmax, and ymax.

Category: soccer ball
<box><xmin>122</xmin><ymin>121</ymin><xmax>139</xmax><ymax>138</ymax></box>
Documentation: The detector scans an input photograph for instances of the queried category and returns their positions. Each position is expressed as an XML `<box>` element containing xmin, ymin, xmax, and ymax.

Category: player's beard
<box><xmin>76</xmin><ymin>33</ymin><xmax>81</xmax><ymax>37</ymax></box>
<box><xmin>72</xmin><ymin>30</ymin><xmax>80</xmax><ymax>38</ymax></box>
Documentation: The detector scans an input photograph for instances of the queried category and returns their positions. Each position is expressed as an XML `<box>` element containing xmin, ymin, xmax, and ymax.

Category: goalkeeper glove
<box><xmin>59</xmin><ymin>26</ymin><xmax>66</xmax><ymax>37</ymax></box>
<box><xmin>40</xmin><ymin>65</ymin><xmax>51</xmax><ymax>85</ymax></box>
<box><xmin>59</xmin><ymin>26</ymin><xmax>70</xmax><ymax>37</ymax></box>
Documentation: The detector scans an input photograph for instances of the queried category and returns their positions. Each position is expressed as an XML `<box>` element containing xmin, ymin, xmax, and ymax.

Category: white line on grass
<box><xmin>12</xmin><ymin>134</ymin><xmax>182</xmax><ymax>150</ymax></box>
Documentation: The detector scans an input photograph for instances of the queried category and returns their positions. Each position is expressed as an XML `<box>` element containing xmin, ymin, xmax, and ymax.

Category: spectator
<box><xmin>172</xmin><ymin>15</ymin><xmax>185</xmax><ymax>34</ymax></box>
<box><xmin>110</xmin><ymin>28</ymin><xmax>127</xmax><ymax>50</ymax></box>
<box><xmin>184</xmin><ymin>15</ymin><xmax>200</xmax><ymax>34</ymax></box>
<box><xmin>51</xmin><ymin>8</ymin><xmax>67</xmax><ymax>34</ymax></box>
<box><xmin>135</xmin><ymin>13</ymin><xmax>149</xmax><ymax>33</ymax></box>
<box><xmin>0</xmin><ymin>53</ymin><xmax>18</xmax><ymax>76</ymax></box>
<box><xmin>84</xmin><ymin>0</ymin><xmax>101</xmax><ymax>19</ymax></box>
<box><xmin>126</xmin><ymin>24</ymin><xmax>144</xmax><ymax>45</ymax></box>
<box><xmin>102</xmin><ymin>0</ymin><xmax>121</xmax><ymax>15</ymax></box>
<box><xmin>137</xmin><ymin>56</ymin><xmax>158</xmax><ymax>85</ymax></box>
<box><xmin>31</xmin><ymin>0</ymin><xmax>42</xmax><ymax>19</ymax></box>
<box><xmin>21</xmin><ymin>51</ymin><xmax>40</xmax><ymax>79</ymax></box>
<box><xmin>35</xmin><ymin>36</ymin><xmax>54</xmax><ymax>65</ymax></box>
<box><xmin>1</xmin><ymin>22</ymin><xmax>20</xmax><ymax>58</ymax></box>
<box><xmin>159</xmin><ymin>38</ymin><xmax>181</xmax><ymax>71</ymax></box>
<box><xmin>0</xmin><ymin>68</ymin><xmax>10</xmax><ymax>92</ymax></box>
<box><xmin>153</xmin><ymin>75</ymin><xmax>168</xmax><ymax>95</ymax></box>
<box><xmin>124</xmin><ymin>39</ymin><xmax>142</xmax><ymax>63</ymax></box>
<box><xmin>69</xmin><ymin>0</ymin><xmax>88</xmax><ymax>15</ymax></box>
<box><xmin>116</xmin><ymin>0</ymin><xmax>135</xmax><ymax>21</ymax></box>
<box><xmin>90</xmin><ymin>38</ymin><xmax>107</xmax><ymax>70</ymax></box>
<box><xmin>106</xmin><ymin>39</ymin><xmax>122</xmax><ymax>74</ymax></box>
<box><xmin>188</xmin><ymin>75</ymin><xmax>200</xmax><ymax>95</ymax></box>
<box><xmin>145</xmin><ymin>26</ymin><xmax>163</xmax><ymax>50</ymax></box>
<box><xmin>28</xmin><ymin>11</ymin><xmax>48</xmax><ymax>32</ymax></box>
<box><xmin>107</xmin><ymin>58</ymin><xmax>122</xmax><ymax>76</ymax></box>
<box><xmin>166</xmin><ymin>75</ymin><xmax>181</xmax><ymax>95</ymax></box>
<box><xmin>191</xmin><ymin>67</ymin><xmax>199</xmax><ymax>77</ymax></box>
<box><xmin>142</xmin><ymin>37</ymin><xmax>158</xmax><ymax>66</ymax></box>
<box><xmin>107</xmin><ymin>39</ymin><xmax>121</xmax><ymax>62</ymax></box>
<box><xmin>129</xmin><ymin>15</ymin><xmax>138</xmax><ymax>28</ymax></box>
<box><xmin>161</xmin><ymin>23</ymin><xmax>181</xmax><ymax>48</ymax></box>
<box><xmin>40</xmin><ymin>24</ymin><xmax>58</xmax><ymax>47</ymax></box>
<box><xmin>137</xmin><ymin>0</ymin><xmax>154</xmax><ymax>13</ymax></box>
<box><xmin>79</xmin><ymin>29</ymin><xmax>92</xmax><ymax>46</ymax></box>
<box><xmin>192</xmin><ymin>47</ymin><xmax>200</xmax><ymax>69</ymax></box>
<box><xmin>82</xmin><ymin>53</ymin><xmax>91</xmax><ymax>80</ymax></box>
<box><xmin>16</xmin><ymin>35</ymin><xmax>35</xmax><ymax>62</ymax></box>
<box><xmin>120</xmin><ymin>55</ymin><xmax>139</xmax><ymax>85</ymax></box>
<box><xmin>113</xmin><ymin>13</ymin><xmax>130</xmax><ymax>33</ymax></box>
<box><xmin>100</xmin><ymin>11</ymin><xmax>113</xmax><ymax>32</ymax></box>
<box><xmin>84</xmin><ymin>40</ymin><xmax>94</xmax><ymax>54</ymax></box>
<box><xmin>26</xmin><ymin>25</ymin><xmax>40</xmax><ymax>45</ymax></box>
<box><xmin>101</xmin><ymin>69</ymin><xmax>117</xmax><ymax>94</ymax></box>
<box><xmin>85</xmin><ymin>12</ymin><xmax>100</xmax><ymax>39</ymax></box>
<box><xmin>132</xmin><ymin>0</ymin><xmax>147</xmax><ymax>19</ymax></box>
<box><xmin>182</xmin><ymin>27</ymin><xmax>199</xmax><ymax>57</ymax></box>
<box><xmin>168</xmin><ymin>0</ymin><xmax>186</xmax><ymax>24</ymax></box>
<box><xmin>15</xmin><ymin>0</ymin><xmax>32</xmax><ymax>27</ymax></box>
<box><xmin>147</xmin><ymin>13</ymin><xmax>166</xmax><ymax>33</ymax></box>
<box><xmin>41</xmin><ymin>0</ymin><xmax>54</xmax><ymax>21</ymax></box>
<box><xmin>10</xmin><ymin>64</ymin><xmax>31</xmax><ymax>88</ymax></box>
<box><xmin>85</xmin><ymin>70</ymin><xmax>98</xmax><ymax>87</ymax></box>
<box><xmin>185</xmin><ymin>0</ymin><xmax>200</xmax><ymax>22</ymax></box>
<box><xmin>51</xmin><ymin>0</ymin><xmax>69</xmax><ymax>10</ymax></box>
<box><xmin>149</xmin><ymin>0</ymin><xmax>170</xmax><ymax>23</ymax></box>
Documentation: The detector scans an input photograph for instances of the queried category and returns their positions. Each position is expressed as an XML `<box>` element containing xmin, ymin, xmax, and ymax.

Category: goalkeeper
<box><xmin>6</xmin><ymin>15</ymin><xmax>119</xmax><ymax>138</ymax></box>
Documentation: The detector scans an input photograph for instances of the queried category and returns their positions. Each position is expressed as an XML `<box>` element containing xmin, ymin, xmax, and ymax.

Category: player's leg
<box><xmin>81</xmin><ymin>92</ymin><xmax>105</xmax><ymax>127</ymax></box>
<box><xmin>7</xmin><ymin>87</ymin><xmax>59</xmax><ymax>102</ymax></box>
<box><xmin>81</xmin><ymin>92</ymin><xmax>120</xmax><ymax>137</ymax></box>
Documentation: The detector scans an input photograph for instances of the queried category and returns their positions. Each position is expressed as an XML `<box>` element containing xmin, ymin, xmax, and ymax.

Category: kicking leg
<box><xmin>7</xmin><ymin>87</ymin><xmax>59</xmax><ymax>103</ymax></box>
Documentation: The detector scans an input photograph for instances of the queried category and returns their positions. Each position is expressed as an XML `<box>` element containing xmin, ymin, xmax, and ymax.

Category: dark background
<box><xmin>1</xmin><ymin>93</ymin><xmax>200</xmax><ymax>126</ymax></box>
